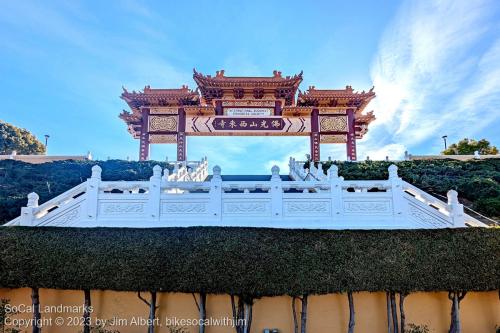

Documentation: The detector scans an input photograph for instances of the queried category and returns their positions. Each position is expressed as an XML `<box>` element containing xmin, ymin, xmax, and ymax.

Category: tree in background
<box><xmin>0</xmin><ymin>120</ymin><xmax>45</xmax><ymax>155</ymax></box>
<box><xmin>442</xmin><ymin>138</ymin><xmax>498</xmax><ymax>155</ymax></box>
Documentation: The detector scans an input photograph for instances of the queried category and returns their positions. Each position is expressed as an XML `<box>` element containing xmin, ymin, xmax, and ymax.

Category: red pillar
<box><xmin>274</xmin><ymin>100</ymin><xmax>282</xmax><ymax>116</ymax></box>
<box><xmin>215</xmin><ymin>100</ymin><xmax>223</xmax><ymax>115</ymax></box>
<box><xmin>177</xmin><ymin>108</ymin><xmax>187</xmax><ymax>161</ymax></box>
<box><xmin>139</xmin><ymin>108</ymin><xmax>150</xmax><ymax>161</ymax></box>
<box><xmin>346</xmin><ymin>109</ymin><xmax>357</xmax><ymax>161</ymax></box>
<box><xmin>310</xmin><ymin>108</ymin><xmax>320</xmax><ymax>162</ymax></box>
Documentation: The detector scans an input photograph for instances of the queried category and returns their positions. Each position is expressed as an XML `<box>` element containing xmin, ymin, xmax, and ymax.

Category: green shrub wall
<box><xmin>0</xmin><ymin>227</ymin><xmax>498</xmax><ymax>296</ymax></box>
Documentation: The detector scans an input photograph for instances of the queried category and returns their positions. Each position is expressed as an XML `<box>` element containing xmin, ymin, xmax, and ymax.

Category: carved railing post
<box><xmin>85</xmin><ymin>165</ymin><xmax>101</xmax><ymax>221</ymax></box>
<box><xmin>148</xmin><ymin>165</ymin><xmax>162</xmax><ymax>221</ymax></box>
<box><xmin>316</xmin><ymin>162</ymin><xmax>324</xmax><ymax>180</ymax></box>
<box><xmin>447</xmin><ymin>190</ymin><xmax>465</xmax><ymax>227</ymax></box>
<box><xmin>388</xmin><ymin>164</ymin><xmax>406</xmax><ymax>226</ymax></box>
<box><xmin>209</xmin><ymin>165</ymin><xmax>223</xmax><ymax>220</ymax></box>
<box><xmin>328</xmin><ymin>165</ymin><xmax>344</xmax><ymax>220</ymax></box>
<box><xmin>20</xmin><ymin>192</ymin><xmax>39</xmax><ymax>226</ymax></box>
<box><xmin>271</xmin><ymin>165</ymin><xmax>283</xmax><ymax>220</ymax></box>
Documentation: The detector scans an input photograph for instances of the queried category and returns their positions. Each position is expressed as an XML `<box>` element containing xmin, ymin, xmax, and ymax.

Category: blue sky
<box><xmin>0</xmin><ymin>0</ymin><xmax>499</xmax><ymax>174</ymax></box>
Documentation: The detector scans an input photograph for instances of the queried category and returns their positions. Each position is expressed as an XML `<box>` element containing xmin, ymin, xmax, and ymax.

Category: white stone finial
<box><xmin>271</xmin><ymin>165</ymin><xmax>280</xmax><ymax>180</ymax></box>
<box><xmin>152</xmin><ymin>165</ymin><xmax>162</xmax><ymax>178</ymax></box>
<box><xmin>27</xmin><ymin>192</ymin><xmax>39</xmax><ymax>207</ymax></box>
<box><xmin>474</xmin><ymin>150</ymin><xmax>480</xmax><ymax>159</ymax></box>
<box><xmin>91</xmin><ymin>165</ymin><xmax>102</xmax><ymax>179</ymax></box>
<box><xmin>388</xmin><ymin>164</ymin><xmax>398</xmax><ymax>179</ymax></box>
<box><xmin>317</xmin><ymin>162</ymin><xmax>323</xmax><ymax>175</ymax></box>
<box><xmin>447</xmin><ymin>190</ymin><xmax>459</xmax><ymax>205</ymax></box>
<box><xmin>213</xmin><ymin>165</ymin><xmax>221</xmax><ymax>178</ymax></box>
<box><xmin>328</xmin><ymin>164</ymin><xmax>339</xmax><ymax>179</ymax></box>
<box><xmin>11</xmin><ymin>150</ymin><xmax>17</xmax><ymax>156</ymax></box>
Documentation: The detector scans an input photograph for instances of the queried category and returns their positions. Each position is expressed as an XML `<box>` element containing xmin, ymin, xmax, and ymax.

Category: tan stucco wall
<box><xmin>1</xmin><ymin>288</ymin><xmax>498</xmax><ymax>332</ymax></box>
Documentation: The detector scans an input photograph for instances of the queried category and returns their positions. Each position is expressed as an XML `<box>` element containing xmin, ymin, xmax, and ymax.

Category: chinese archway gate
<box><xmin>120</xmin><ymin>69</ymin><xmax>376</xmax><ymax>162</ymax></box>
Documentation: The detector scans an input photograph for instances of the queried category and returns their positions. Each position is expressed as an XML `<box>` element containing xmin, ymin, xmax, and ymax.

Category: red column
<box><xmin>139</xmin><ymin>108</ymin><xmax>150</xmax><ymax>161</ymax></box>
<box><xmin>310</xmin><ymin>108</ymin><xmax>320</xmax><ymax>162</ymax></box>
<box><xmin>177</xmin><ymin>108</ymin><xmax>187</xmax><ymax>161</ymax></box>
<box><xmin>346</xmin><ymin>109</ymin><xmax>357</xmax><ymax>161</ymax></box>
<box><xmin>215</xmin><ymin>101</ymin><xmax>223</xmax><ymax>115</ymax></box>
<box><xmin>274</xmin><ymin>100</ymin><xmax>282</xmax><ymax>116</ymax></box>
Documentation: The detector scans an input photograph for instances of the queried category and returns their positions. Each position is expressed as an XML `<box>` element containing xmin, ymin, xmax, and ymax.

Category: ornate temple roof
<box><xmin>193</xmin><ymin>69</ymin><xmax>303</xmax><ymax>105</ymax></box>
<box><xmin>121</xmin><ymin>85</ymin><xmax>200</xmax><ymax>111</ymax></box>
<box><xmin>297</xmin><ymin>85</ymin><xmax>375</xmax><ymax>110</ymax></box>
<box><xmin>119</xmin><ymin>71</ymin><xmax>377</xmax><ymax>139</ymax></box>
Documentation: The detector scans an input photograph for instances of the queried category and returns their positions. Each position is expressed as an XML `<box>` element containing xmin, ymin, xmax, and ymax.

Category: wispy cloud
<box><xmin>366</xmin><ymin>0</ymin><xmax>500</xmax><ymax>158</ymax></box>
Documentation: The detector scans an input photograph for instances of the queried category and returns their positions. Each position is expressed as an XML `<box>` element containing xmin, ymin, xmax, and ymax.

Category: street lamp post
<box><xmin>44</xmin><ymin>135</ymin><xmax>50</xmax><ymax>153</ymax></box>
<box><xmin>442</xmin><ymin>135</ymin><xmax>448</xmax><ymax>150</ymax></box>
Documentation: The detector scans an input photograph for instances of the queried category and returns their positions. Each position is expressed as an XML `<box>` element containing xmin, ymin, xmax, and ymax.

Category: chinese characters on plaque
<box><xmin>212</xmin><ymin>117</ymin><xmax>285</xmax><ymax>131</ymax></box>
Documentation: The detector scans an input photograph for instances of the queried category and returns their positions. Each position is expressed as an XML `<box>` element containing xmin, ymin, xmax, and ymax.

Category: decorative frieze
<box><xmin>222</xmin><ymin>100</ymin><xmax>276</xmax><ymax>107</ymax></box>
<box><xmin>321</xmin><ymin>134</ymin><xmax>347</xmax><ymax>144</ymax></box>
<box><xmin>162</xmin><ymin>202</ymin><xmax>207</xmax><ymax>214</ymax></box>
<box><xmin>149</xmin><ymin>134</ymin><xmax>177</xmax><ymax>144</ymax></box>
<box><xmin>149</xmin><ymin>116</ymin><xmax>178</xmax><ymax>132</ymax></box>
<box><xmin>50</xmin><ymin>207</ymin><xmax>80</xmax><ymax>226</ymax></box>
<box><xmin>318</xmin><ymin>108</ymin><xmax>347</xmax><ymax>114</ymax></box>
<box><xmin>344</xmin><ymin>201</ymin><xmax>391</xmax><ymax>214</ymax></box>
<box><xmin>284</xmin><ymin>201</ymin><xmax>330</xmax><ymax>215</ymax></box>
<box><xmin>319</xmin><ymin>116</ymin><xmax>348</xmax><ymax>132</ymax></box>
<box><xmin>409</xmin><ymin>205</ymin><xmax>451</xmax><ymax>227</ymax></box>
<box><xmin>223</xmin><ymin>201</ymin><xmax>270</xmax><ymax>215</ymax></box>
<box><xmin>149</xmin><ymin>107</ymin><xmax>179</xmax><ymax>114</ymax></box>
<box><xmin>100</xmin><ymin>202</ymin><xmax>145</xmax><ymax>215</ymax></box>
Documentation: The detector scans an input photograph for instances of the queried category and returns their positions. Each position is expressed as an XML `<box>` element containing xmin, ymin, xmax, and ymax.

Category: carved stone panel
<box><xmin>319</xmin><ymin>116</ymin><xmax>348</xmax><ymax>132</ymax></box>
<box><xmin>149</xmin><ymin>116</ymin><xmax>178</xmax><ymax>132</ymax></box>
<box><xmin>343</xmin><ymin>200</ymin><xmax>392</xmax><ymax>215</ymax></box>
<box><xmin>283</xmin><ymin>200</ymin><xmax>331</xmax><ymax>217</ymax></box>
<box><xmin>99</xmin><ymin>202</ymin><xmax>145</xmax><ymax>216</ymax></box>
<box><xmin>162</xmin><ymin>201</ymin><xmax>208</xmax><ymax>214</ymax></box>
<box><xmin>48</xmin><ymin>207</ymin><xmax>80</xmax><ymax>226</ymax></box>
<box><xmin>222</xmin><ymin>200</ymin><xmax>271</xmax><ymax>216</ymax></box>
<box><xmin>408</xmin><ymin>204</ymin><xmax>451</xmax><ymax>227</ymax></box>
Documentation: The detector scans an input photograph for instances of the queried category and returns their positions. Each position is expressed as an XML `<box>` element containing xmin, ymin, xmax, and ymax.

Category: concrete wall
<box><xmin>0</xmin><ymin>289</ymin><xmax>498</xmax><ymax>332</ymax></box>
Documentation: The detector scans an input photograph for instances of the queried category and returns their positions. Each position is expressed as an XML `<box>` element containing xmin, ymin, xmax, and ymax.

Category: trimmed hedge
<box><xmin>0</xmin><ymin>227</ymin><xmax>498</xmax><ymax>296</ymax></box>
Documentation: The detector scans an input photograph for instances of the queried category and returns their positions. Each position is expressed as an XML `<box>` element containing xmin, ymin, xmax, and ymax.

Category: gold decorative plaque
<box><xmin>149</xmin><ymin>134</ymin><xmax>178</xmax><ymax>143</ymax></box>
<box><xmin>319</xmin><ymin>116</ymin><xmax>348</xmax><ymax>132</ymax></box>
<box><xmin>149</xmin><ymin>116</ymin><xmax>178</xmax><ymax>132</ymax></box>
<box><xmin>321</xmin><ymin>134</ymin><xmax>347</xmax><ymax>143</ymax></box>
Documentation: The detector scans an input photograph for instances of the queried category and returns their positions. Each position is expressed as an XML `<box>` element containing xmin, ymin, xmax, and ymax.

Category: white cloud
<box><xmin>366</xmin><ymin>0</ymin><xmax>499</xmax><ymax>155</ymax></box>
